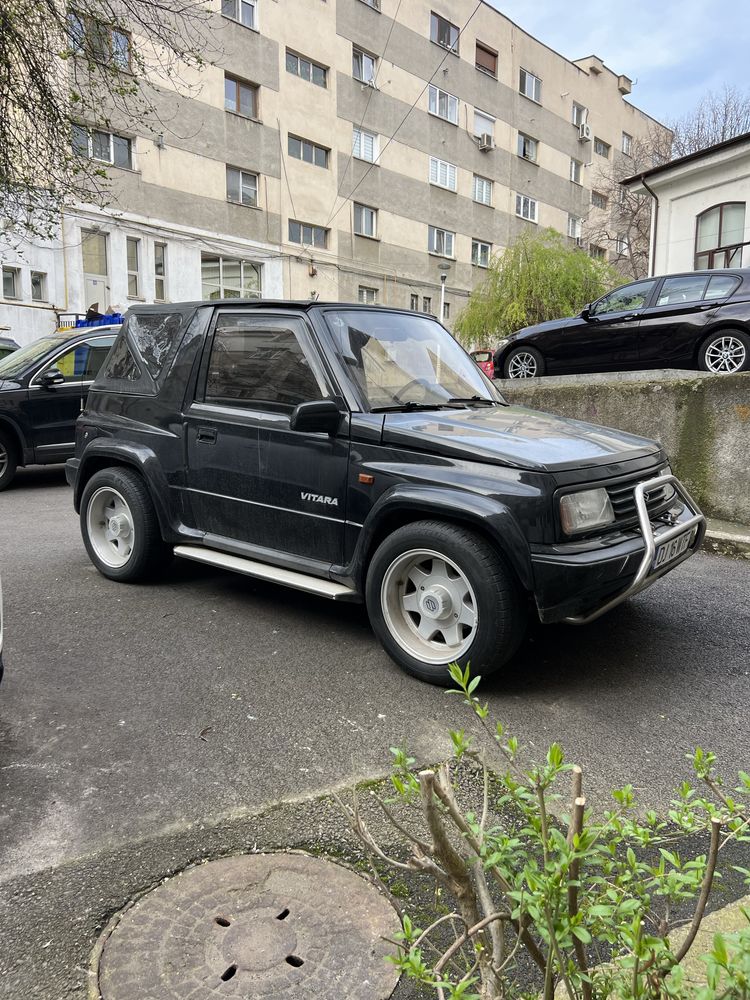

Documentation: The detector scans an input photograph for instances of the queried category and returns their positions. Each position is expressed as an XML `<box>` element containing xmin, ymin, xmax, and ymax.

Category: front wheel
<box><xmin>0</xmin><ymin>430</ymin><xmax>18</xmax><ymax>491</ymax></box>
<box><xmin>502</xmin><ymin>345</ymin><xmax>546</xmax><ymax>379</ymax></box>
<box><xmin>365</xmin><ymin>520</ymin><xmax>526</xmax><ymax>685</ymax></box>
<box><xmin>698</xmin><ymin>330</ymin><xmax>750</xmax><ymax>374</ymax></box>
<box><xmin>80</xmin><ymin>467</ymin><xmax>170</xmax><ymax>581</ymax></box>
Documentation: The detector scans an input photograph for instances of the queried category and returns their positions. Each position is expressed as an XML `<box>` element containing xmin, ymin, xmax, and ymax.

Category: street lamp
<box><xmin>438</xmin><ymin>262</ymin><xmax>451</xmax><ymax>324</ymax></box>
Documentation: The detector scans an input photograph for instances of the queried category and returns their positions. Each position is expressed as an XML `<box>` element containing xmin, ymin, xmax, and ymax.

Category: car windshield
<box><xmin>0</xmin><ymin>337</ymin><xmax>65</xmax><ymax>379</ymax></box>
<box><xmin>324</xmin><ymin>310</ymin><xmax>500</xmax><ymax>410</ymax></box>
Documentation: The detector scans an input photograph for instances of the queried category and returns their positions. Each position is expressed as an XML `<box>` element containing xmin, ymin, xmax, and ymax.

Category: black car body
<box><xmin>0</xmin><ymin>324</ymin><xmax>120</xmax><ymax>490</ymax></box>
<box><xmin>0</xmin><ymin>337</ymin><xmax>20</xmax><ymax>360</ymax></box>
<box><xmin>67</xmin><ymin>302</ymin><xmax>704</xmax><ymax>684</ymax></box>
<box><xmin>494</xmin><ymin>268</ymin><xmax>750</xmax><ymax>378</ymax></box>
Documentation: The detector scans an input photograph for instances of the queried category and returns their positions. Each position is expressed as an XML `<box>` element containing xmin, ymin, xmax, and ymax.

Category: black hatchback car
<box><xmin>0</xmin><ymin>324</ymin><xmax>120</xmax><ymax>490</ymax></box>
<box><xmin>494</xmin><ymin>268</ymin><xmax>750</xmax><ymax>379</ymax></box>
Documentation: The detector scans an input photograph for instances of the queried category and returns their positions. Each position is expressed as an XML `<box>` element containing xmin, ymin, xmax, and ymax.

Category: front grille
<box><xmin>606</xmin><ymin>472</ymin><xmax>677</xmax><ymax>528</ymax></box>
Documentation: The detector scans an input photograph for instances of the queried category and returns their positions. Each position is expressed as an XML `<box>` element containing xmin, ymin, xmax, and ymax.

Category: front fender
<box><xmin>343</xmin><ymin>484</ymin><xmax>534</xmax><ymax>593</ymax></box>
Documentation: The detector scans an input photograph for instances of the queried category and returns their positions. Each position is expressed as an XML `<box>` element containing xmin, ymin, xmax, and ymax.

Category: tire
<box><xmin>365</xmin><ymin>520</ymin><xmax>527</xmax><ymax>685</ymax></box>
<box><xmin>0</xmin><ymin>429</ymin><xmax>18</xmax><ymax>492</ymax></box>
<box><xmin>502</xmin><ymin>345</ymin><xmax>546</xmax><ymax>379</ymax></box>
<box><xmin>698</xmin><ymin>329</ymin><xmax>750</xmax><ymax>374</ymax></box>
<box><xmin>80</xmin><ymin>467</ymin><xmax>170</xmax><ymax>582</ymax></box>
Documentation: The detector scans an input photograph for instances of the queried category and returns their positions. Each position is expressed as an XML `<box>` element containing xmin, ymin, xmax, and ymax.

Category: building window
<box><xmin>517</xmin><ymin>132</ymin><xmax>537</xmax><ymax>161</ymax></box>
<box><xmin>568</xmin><ymin>216</ymin><xmax>583</xmax><ymax>240</ymax></box>
<box><xmin>288</xmin><ymin>220</ymin><xmax>328</xmax><ymax>248</ymax></box>
<box><xmin>472</xmin><ymin>239</ymin><xmax>491</xmax><ymax>268</ymax></box>
<box><xmin>126</xmin><ymin>237</ymin><xmax>140</xmax><ymax>297</ymax></box>
<box><xmin>31</xmin><ymin>271</ymin><xmax>47</xmax><ymax>301</ymax></box>
<box><xmin>68</xmin><ymin>14</ymin><xmax>131</xmax><ymax>70</ymax></box>
<box><xmin>572</xmin><ymin>102</ymin><xmax>587</xmax><ymax>126</ymax></box>
<box><xmin>428</xmin><ymin>85</ymin><xmax>458</xmax><ymax>124</ymax></box>
<box><xmin>430</xmin><ymin>12</ymin><xmax>459</xmax><ymax>53</ymax></box>
<box><xmin>515</xmin><ymin>194</ymin><xmax>538</xmax><ymax>222</ymax></box>
<box><xmin>475</xmin><ymin>41</ymin><xmax>497</xmax><ymax>77</ymax></box>
<box><xmin>353</xmin><ymin>127</ymin><xmax>378</xmax><ymax>162</ymax></box>
<box><xmin>519</xmin><ymin>68</ymin><xmax>542</xmax><ymax>103</ymax></box>
<box><xmin>354</xmin><ymin>203</ymin><xmax>377</xmax><ymax>238</ymax></box>
<box><xmin>615</xmin><ymin>234</ymin><xmax>629</xmax><ymax>256</ymax></box>
<box><xmin>443</xmin><ymin>301</ymin><xmax>450</xmax><ymax>320</ymax></box>
<box><xmin>473</xmin><ymin>109</ymin><xmax>495</xmax><ymax>139</ymax></box>
<box><xmin>201</xmin><ymin>255</ymin><xmax>262</xmax><ymax>299</ymax></box>
<box><xmin>429</xmin><ymin>156</ymin><xmax>457</xmax><ymax>191</ymax></box>
<box><xmin>428</xmin><ymin>226</ymin><xmax>454</xmax><ymax>258</ymax></box>
<box><xmin>2</xmin><ymin>267</ymin><xmax>19</xmax><ymax>299</ymax></box>
<box><xmin>221</xmin><ymin>0</ymin><xmax>256</xmax><ymax>28</ymax></box>
<box><xmin>422</xmin><ymin>296</ymin><xmax>432</xmax><ymax>313</ymax></box>
<box><xmin>594</xmin><ymin>137</ymin><xmax>611</xmax><ymax>158</ymax></box>
<box><xmin>72</xmin><ymin>126</ymin><xmax>133</xmax><ymax>169</ymax></box>
<box><xmin>358</xmin><ymin>286</ymin><xmax>378</xmax><ymax>304</ymax></box>
<box><xmin>589</xmin><ymin>244</ymin><xmax>606</xmax><ymax>260</ymax></box>
<box><xmin>288</xmin><ymin>135</ymin><xmax>328</xmax><ymax>168</ymax></box>
<box><xmin>591</xmin><ymin>190</ymin><xmax>608</xmax><ymax>210</ymax></box>
<box><xmin>410</xmin><ymin>293</ymin><xmax>419</xmax><ymax>311</ymax></box>
<box><xmin>622</xmin><ymin>132</ymin><xmax>633</xmax><ymax>156</ymax></box>
<box><xmin>226</xmin><ymin>166</ymin><xmax>258</xmax><ymax>207</ymax></box>
<box><xmin>695</xmin><ymin>202</ymin><xmax>747</xmax><ymax>269</ymax></box>
<box><xmin>286</xmin><ymin>50</ymin><xmax>327</xmax><ymax>88</ymax></box>
<box><xmin>570</xmin><ymin>158</ymin><xmax>583</xmax><ymax>184</ymax></box>
<box><xmin>224</xmin><ymin>75</ymin><xmax>259</xmax><ymax>119</ymax></box>
<box><xmin>473</xmin><ymin>174</ymin><xmax>492</xmax><ymax>206</ymax></box>
<box><xmin>353</xmin><ymin>47</ymin><xmax>377</xmax><ymax>84</ymax></box>
<box><xmin>154</xmin><ymin>244</ymin><xmax>166</xmax><ymax>301</ymax></box>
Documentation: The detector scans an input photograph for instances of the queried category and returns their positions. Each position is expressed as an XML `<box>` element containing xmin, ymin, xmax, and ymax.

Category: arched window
<box><xmin>695</xmin><ymin>202</ymin><xmax>746</xmax><ymax>269</ymax></box>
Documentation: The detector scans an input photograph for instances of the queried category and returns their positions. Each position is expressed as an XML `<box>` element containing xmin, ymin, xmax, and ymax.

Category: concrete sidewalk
<box><xmin>705</xmin><ymin>518</ymin><xmax>750</xmax><ymax>559</ymax></box>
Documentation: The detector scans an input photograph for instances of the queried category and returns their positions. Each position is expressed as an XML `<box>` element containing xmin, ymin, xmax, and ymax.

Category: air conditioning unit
<box><xmin>478</xmin><ymin>133</ymin><xmax>495</xmax><ymax>151</ymax></box>
<box><xmin>578</xmin><ymin>123</ymin><xmax>592</xmax><ymax>142</ymax></box>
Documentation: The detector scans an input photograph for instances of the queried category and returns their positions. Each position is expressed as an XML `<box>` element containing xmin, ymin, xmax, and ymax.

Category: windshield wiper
<box><xmin>447</xmin><ymin>396</ymin><xmax>505</xmax><ymax>407</ymax></box>
<box><xmin>370</xmin><ymin>401</ymin><xmax>459</xmax><ymax>413</ymax></box>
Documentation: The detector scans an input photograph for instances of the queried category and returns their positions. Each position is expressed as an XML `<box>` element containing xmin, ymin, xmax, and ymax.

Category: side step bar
<box><xmin>173</xmin><ymin>545</ymin><xmax>360</xmax><ymax>602</ymax></box>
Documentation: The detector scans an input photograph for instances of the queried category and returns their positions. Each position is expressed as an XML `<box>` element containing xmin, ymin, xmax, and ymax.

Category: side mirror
<box><xmin>580</xmin><ymin>305</ymin><xmax>591</xmax><ymax>321</ymax></box>
<box><xmin>289</xmin><ymin>398</ymin><xmax>342</xmax><ymax>435</ymax></box>
<box><xmin>38</xmin><ymin>367</ymin><xmax>65</xmax><ymax>387</ymax></box>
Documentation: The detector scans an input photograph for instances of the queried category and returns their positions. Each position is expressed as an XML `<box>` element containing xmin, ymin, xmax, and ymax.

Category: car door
<box><xmin>559</xmin><ymin>279</ymin><xmax>657</xmax><ymax>372</ymax></box>
<box><xmin>184</xmin><ymin>310</ymin><xmax>350</xmax><ymax>565</ymax></box>
<box><xmin>23</xmin><ymin>335</ymin><xmax>116</xmax><ymax>463</ymax></box>
<box><xmin>637</xmin><ymin>273</ymin><xmax>740</xmax><ymax>367</ymax></box>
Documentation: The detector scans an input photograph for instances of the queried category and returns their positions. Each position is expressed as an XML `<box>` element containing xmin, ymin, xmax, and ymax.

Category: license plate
<box><xmin>652</xmin><ymin>528</ymin><xmax>692</xmax><ymax>570</ymax></box>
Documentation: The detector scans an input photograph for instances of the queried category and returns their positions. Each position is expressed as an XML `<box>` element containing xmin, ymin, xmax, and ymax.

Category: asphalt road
<box><xmin>1</xmin><ymin>469</ymin><xmax>749</xmax><ymax>996</ymax></box>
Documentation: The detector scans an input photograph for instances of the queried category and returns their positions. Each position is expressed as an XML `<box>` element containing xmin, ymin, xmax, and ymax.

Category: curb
<box><xmin>704</xmin><ymin>519</ymin><xmax>750</xmax><ymax>560</ymax></box>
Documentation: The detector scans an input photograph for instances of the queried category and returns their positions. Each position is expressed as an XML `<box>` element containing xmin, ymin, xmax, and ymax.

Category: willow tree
<box><xmin>454</xmin><ymin>229</ymin><xmax>620</xmax><ymax>349</ymax></box>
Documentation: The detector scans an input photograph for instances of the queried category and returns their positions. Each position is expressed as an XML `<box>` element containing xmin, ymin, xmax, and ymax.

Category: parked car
<box><xmin>0</xmin><ymin>337</ymin><xmax>20</xmax><ymax>360</ymax></box>
<box><xmin>67</xmin><ymin>302</ymin><xmax>704</xmax><ymax>685</ymax></box>
<box><xmin>494</xmin><ymin>268</ymin><xmax>750</xmax><ymax>379</ymax></box>
<box><xmin>0</xmin><ymin>322</ymin><xmax>120</xmax><ymax>490</ymax></box>
<box><xmin>470</xmin><ymin>349</ymin><xmax>495</xmax><ymax>379</ymax></box>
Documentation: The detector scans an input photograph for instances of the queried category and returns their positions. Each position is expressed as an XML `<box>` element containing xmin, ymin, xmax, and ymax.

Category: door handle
<box><xmin>196</xmin><ymin>427</ymin><xmax>217</xmax><ymax>443</ymax></box>
<box><xmin>621</xmin><ymin>314</ymin><xmax>637</xmax><ymax>321</ymax></box>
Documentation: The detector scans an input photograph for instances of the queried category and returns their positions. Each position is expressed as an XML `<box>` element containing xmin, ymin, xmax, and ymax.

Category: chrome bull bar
<box><xmin>563</xmin><ymin>473</ymin><xmax>706</xmax><ymax>625</ymax></box>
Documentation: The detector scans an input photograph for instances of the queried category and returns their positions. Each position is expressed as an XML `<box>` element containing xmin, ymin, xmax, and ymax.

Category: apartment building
<box><xmin>0</xmin><ymin>0</ymin><xmax>668</xmax><ymax>345</ymax></box>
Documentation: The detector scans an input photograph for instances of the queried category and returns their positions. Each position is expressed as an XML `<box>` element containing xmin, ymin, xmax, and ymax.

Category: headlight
<box><xmin>560</xmin><ymin>488</ymin><xmax>615</xmax><ymax>535</ymax></box>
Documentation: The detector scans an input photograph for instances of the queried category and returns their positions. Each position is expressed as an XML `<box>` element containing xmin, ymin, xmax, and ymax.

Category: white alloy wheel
<box><xmin>380</xmin><ymin>548</ymin><xmax>478</xmax><ymax>664</ymax></box>
<box><xmin>507</xmin><ymin>350</ymin><xmax>540</xmax><ymax>378</ymax></box>
<box><xmin>703</xmin><ymin>335</ymin><xmax>747</xmax><ymax>374</ymax></box>
<box><xmin>86</xmin><ymin>486</ymin><xmax>136</xmax><ymax>568</ymax></box>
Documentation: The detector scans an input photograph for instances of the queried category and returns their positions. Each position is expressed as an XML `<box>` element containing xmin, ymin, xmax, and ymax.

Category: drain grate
<box><xmin>95</xmin><ymin>852</ymin><xmax>400</xmax><ymax>999</ymax></box>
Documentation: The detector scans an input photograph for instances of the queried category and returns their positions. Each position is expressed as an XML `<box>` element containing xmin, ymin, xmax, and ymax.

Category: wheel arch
<box><xmin>0</xmin><ymin>415</ymin><xmax>30</xmax><ymax>466</ymax></box>
<box><xmin>694</xmin><ymin>323</ymin><xmax>750</xmax><ymax>366</ymax></box>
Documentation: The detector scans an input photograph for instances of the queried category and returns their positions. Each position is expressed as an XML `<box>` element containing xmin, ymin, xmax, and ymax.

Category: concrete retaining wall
<box><xmin>496</xmin><ymin>370</ymin><xmax>750</xmax><ymax>525</ymax></box>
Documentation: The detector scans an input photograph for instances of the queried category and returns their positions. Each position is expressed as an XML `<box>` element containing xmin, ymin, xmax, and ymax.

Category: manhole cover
<box><xmin>94</xmin><ymin>853</ymin><xmax>401</xmax><ymax>1000</ymax></box>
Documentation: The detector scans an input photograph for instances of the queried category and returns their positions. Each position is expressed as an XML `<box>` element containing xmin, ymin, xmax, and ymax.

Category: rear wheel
<box><xmin>365</xmin><ymin>520</ymin><xmax>526</xmax><ymax>685</ymax></box>
<box><xmin>502</xmin><ymin>345</ymin><xmax>546</xmax><ymax>379</ymax></box>
<box><xmin>698</xmin><ymin>330</ymin><xmax>750</xmax><ymax>374</ymax></box>
<box><xmin>80</xmin><ymin>467</ymin><xmax>170</xmax><ymax>581</ymax></box>
<box><xmin>0</xmin><ymin>429</ymin><xmax>18</xmax><ymax>491</ymax></box>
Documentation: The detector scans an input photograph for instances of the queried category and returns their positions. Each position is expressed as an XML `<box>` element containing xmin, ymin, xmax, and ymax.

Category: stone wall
<box><xmin>496</xmin><ymin>370</ymin><xmax>750</xmax><ymax>524</ymax></box>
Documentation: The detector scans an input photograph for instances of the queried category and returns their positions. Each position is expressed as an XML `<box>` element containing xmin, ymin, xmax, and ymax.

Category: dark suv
<box><xmin>0</xmin><ymin>324</ymin><xmax>120</xmax><ymax>490</ymax></box>
<box><xmin>67</xmin><ymin>302</ymin><xmax>705</xmax><ymax>684</ymax></box>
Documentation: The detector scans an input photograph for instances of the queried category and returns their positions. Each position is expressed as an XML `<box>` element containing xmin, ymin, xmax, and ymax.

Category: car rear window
<box><xmin>96</xmin><ymin>310</ymin><xmax>186</xmax><ymax>393</ymax></box>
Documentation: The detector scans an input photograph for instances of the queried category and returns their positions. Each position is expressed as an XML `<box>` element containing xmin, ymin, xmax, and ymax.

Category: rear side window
<box><xmin>704</xmin><ymin>274</ymin><xmax>741</xmax><ymax>300</ymax></box>
<box><xmin>128</xmin><ymin>313</ymin><xmax>182</xmax><ymax>379</ymax></box>
<box><xmin>657</xmin><ymin>275</ymin><xmax>708</xmax><ymax>305</ymax></box>
<box><xmin>102</xmin><ymin>337</ymin><xmax>141</xmax><ymax>381</ymax></box>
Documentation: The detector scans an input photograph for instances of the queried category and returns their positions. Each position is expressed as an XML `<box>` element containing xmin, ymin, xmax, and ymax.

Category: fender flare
<box><xmin>0</xmin><ymin>413</ymin><xmax>32</xmax><ymax>465</ymax></box>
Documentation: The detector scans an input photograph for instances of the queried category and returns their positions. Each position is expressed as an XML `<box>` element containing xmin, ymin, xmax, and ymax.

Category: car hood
<box><xmin>513</xmin><ymin>316</ymin><xmax>577</xmax><ymax>338</ymax></box>
<box><xmin>381</xmin><ymin>405</ymin><xmax>659</xmax><ymax>473</ymax></box>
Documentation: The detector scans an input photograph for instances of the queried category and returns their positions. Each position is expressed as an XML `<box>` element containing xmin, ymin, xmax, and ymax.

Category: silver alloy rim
<box><xmin>507</xmin><ymin>351</ymin><xmax>539</xmax><ymax>378</ymax></box>
<box><xmin>704</xmin><ymin>335</ymin><xmax>747</xmax><ymax>374</ymax></box>
<box><xmin>380</xmin><ymin>548</ymin><xmax>478</xmax><ymax>664</ymax></box>
<box><xmin>86</xmin><ymin>486</ymin><xmax>136</xmax><ymax>568</ymax></box>
<box><xmin>0</xmin><ymin>443</ymin><xmax>7</xmax><ymax>480</ymax></box>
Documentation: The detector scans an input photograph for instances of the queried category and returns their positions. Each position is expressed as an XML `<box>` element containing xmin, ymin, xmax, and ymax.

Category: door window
<box><xmin>204</xmin><ymin>316</ymin><xmax>324</xmax><ymax>408</ymax></box>
<box><xmin>37</xmin><ymin>338</ymin><xmax>115</xmax><ymax>383</ymax></box>
<box><xmin>656</xmin><ymin>275</ymin><xmax>708</xmax><ymax>306</ymax></box>
<box><xmin>591</xmin><ymin>280</ymin><xmax>656</xmax><ymax>316</ymax></box>
<box><xmin>704</xmin><ymin>274</ymin><xmax>741</xmax><ymax>300</ymax></box>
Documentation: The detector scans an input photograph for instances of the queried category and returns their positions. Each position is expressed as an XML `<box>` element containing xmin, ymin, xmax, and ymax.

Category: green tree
<box><xmin>454</xmin><ymin>229</ymin><xmax>620</xmax><ymax>349</ymax></box>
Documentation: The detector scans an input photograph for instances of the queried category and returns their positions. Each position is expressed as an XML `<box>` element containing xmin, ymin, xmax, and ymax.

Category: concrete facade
<box><xmin>623</xmin><ymin>132</ymin><xmax>750</xmax><ymax>276</ymax></box>
<box><xmin>1</xmin><ymin>0</ymin><xmax>666</xmax><ymax>345</ymax></box>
